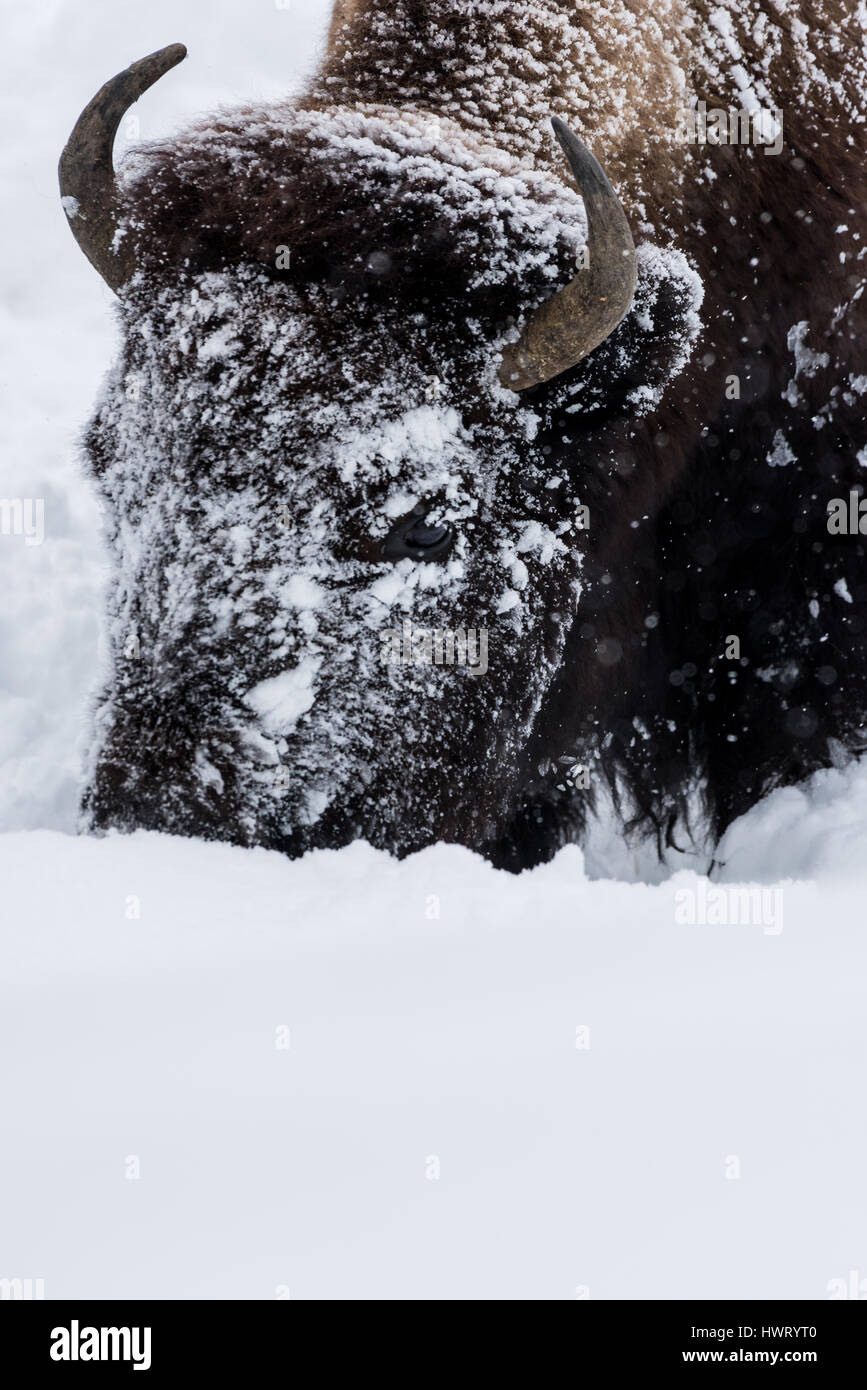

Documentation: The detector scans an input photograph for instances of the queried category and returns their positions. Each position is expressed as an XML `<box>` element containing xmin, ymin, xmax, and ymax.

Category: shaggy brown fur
<box><xmin>78</xmin><ymin>1</ymin><xmax>867</xmax><ymax>866</ymax></box>
<box><xmin>310</xmin><ymin>0</ymin><xmax>867</xmax><ymax>852</ymax></box>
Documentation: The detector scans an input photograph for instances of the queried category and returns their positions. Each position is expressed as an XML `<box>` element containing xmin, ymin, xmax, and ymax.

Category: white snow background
<box><xmin>1</xmin><ymin>0</ymin><xmax>865</xmax><ymax>1299</ymax></box>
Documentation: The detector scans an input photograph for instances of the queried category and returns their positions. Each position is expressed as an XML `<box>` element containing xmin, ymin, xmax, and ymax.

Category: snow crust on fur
<box><xmin>83</xmin><ymin>98</ymin><xmax>703</xmax><ymax>853</ymax></box>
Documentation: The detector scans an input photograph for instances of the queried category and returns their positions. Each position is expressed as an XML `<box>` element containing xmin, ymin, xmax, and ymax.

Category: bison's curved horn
<box><xmin>59</xmin><ymin>44</ymin><xmax>187</xmax><ymax>291</ymax></box>
<box><xmin>499</xmin><ymin>117</ymin><xmax>637</xmax><ymax>391</ymax></box>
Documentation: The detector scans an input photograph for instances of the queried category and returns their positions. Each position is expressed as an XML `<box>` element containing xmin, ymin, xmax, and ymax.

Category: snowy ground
<box><xmin>2</xmin><ymin>806</ymin><xmax>867</xmax><ymax>1300</ymax></box>
<box><xmin>2</xmin><ymin>0</ymin><xmax>866</xmax><ymax>1300</ymax></box>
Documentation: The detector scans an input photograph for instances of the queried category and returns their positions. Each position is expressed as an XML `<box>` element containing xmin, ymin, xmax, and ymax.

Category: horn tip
<box><xmin>133</xmin><ymin>42</ymin><xmax>187</xmax><ymax>81</ymax></box>
<box><xmin>550</xmin><ymin>114</ymin><xmax>576</xmax><ymax>148</ymax></box>
<box><xmin>549</xmin><ymin>114</ymin><xmax>592</xmax><ymax>170</ymax></box>
<box><xmin>148</xmin><ymin>42</ymin><xmax>187</xmax><ymax>73</ymax></box>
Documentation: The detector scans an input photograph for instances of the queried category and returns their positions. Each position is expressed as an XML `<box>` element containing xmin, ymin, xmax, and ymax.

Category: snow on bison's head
<box><xmin>60</xmin><ymin>46</ymin><xmax>701</xmax><ymax>864</ymax></box>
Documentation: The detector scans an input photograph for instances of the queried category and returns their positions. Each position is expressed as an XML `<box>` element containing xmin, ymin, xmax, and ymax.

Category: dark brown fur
<box><xmin>84</xmin><ymin>2</ymin><xmax>867</xmax><ymax>865</ymax></box>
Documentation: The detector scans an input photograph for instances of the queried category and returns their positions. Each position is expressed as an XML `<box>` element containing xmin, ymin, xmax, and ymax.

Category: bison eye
<box><xmin>382</xmin><ymin>506</ymin><xmax>453</xmax><ymax>562</ymax></box>
<box><xmin>405</xmin><ymin>518</ymin><xmax>450</xmax><ymax>547</ymax></box>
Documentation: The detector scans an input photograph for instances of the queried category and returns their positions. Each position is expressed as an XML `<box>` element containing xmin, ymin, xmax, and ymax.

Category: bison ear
<box><xmin>536</xmin><ymin>244</ymin><xmax>704</xmax><ymax>418</ymax></box>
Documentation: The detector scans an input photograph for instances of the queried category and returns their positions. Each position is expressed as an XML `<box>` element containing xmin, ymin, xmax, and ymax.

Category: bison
<box><xmin>59</xmin><ymin>1</ymin><xmax>867</xmax><ymax>869</ymax></box>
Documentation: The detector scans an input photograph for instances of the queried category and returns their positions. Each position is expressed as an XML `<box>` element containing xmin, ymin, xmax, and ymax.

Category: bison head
<box><xmin>61</xmin><ymin>45</ymin><xmax>701</xmax><ymax>863</ymax></box>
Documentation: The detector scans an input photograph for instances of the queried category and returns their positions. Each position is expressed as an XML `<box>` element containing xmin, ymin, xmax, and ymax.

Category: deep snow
<box><xmin>1</xmin><ymin>821</ymin><xmax>865</xmax><ymax>1300</ymax></box>
<box><xmin>1</xmin><ymin>0</ymin><xmax>866</xmax><ymax>1300</ymax></box>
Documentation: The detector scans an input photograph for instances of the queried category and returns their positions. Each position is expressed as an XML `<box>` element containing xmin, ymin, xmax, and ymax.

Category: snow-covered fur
<box><xmin>81</xmin><ymin>1</ymin><xmax>867</xmax><ymax>866</ymax></box>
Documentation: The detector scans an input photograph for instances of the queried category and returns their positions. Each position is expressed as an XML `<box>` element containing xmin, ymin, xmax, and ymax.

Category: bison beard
<box><xmin>61</xmin><ymin>2</ymin><xmax>867</xmax><ymax>869</ymax></box>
